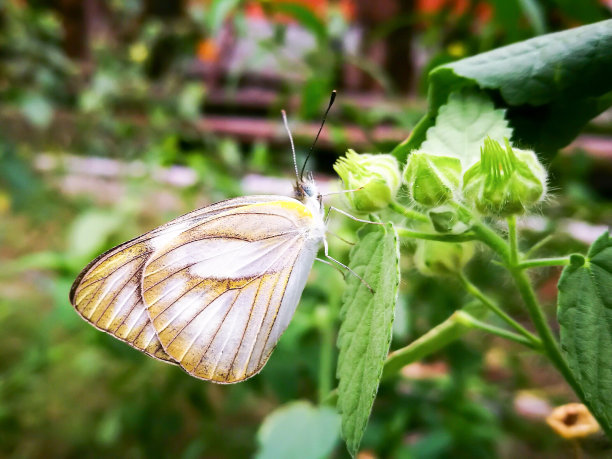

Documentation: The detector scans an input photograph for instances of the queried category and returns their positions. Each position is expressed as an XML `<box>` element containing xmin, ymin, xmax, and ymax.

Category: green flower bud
<box><xmin>414</xmin><ymin>239</ymin><xmax>475</xmax><ymax>276</ymax></box>
<box><xmin>333</xmin><ymin>149</ymin><xmax>401</xmax><ymax>212</ymax></box>
<box><xmin>403</xmin><ymin>151</ymin><xmax>462</xmax><ymax>208</ymax></box>
<box><xmin>462</xmin><ymin>138</ymin><xmax>546</xmax><ymax>216</ymax></box>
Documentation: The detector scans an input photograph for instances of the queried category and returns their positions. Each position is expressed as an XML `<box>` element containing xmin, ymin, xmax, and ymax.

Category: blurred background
<box><xmin>2</xmin><ymin>0</ymin><xmax>612</xmax><ymax>457</ymax></box>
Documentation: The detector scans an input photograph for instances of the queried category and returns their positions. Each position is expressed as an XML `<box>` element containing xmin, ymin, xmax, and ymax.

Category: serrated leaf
<box><xmin>420</xmin><ymin>92</ymin><xmax>513</xmax><ymax>167</ymax></box>
<box><xmin>255</xmin><ymin>401</ymin><xmax>340</xmax><ymax>459</ymax></box>
<box><xmin>558</xmin><ymin>231</ymin><xmax>612</xmax><ymax>436</ymax></box>
<box><xmin>336</xmin><ymin>222</ymin><xmax>399</xmax><ymax>456</ymax></box>
<box><xmin>395</xmin><ymin>19</ymin><xmax>612</xmax><ymax>160</ymax></box>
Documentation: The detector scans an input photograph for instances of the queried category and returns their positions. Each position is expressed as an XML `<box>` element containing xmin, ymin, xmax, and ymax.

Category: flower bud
<box><xmin>414</xmin><ymin>240</ymin><xmax>475</xmax><ymax>276</ymax></box>
<box><xmin>462</xmin><ymin>138</ymin><xmax>546</xmax><ymax>216</ymax></box>
<box><xmin>403</xmin><ymin>151</ymin><xmax>462</xmax><ymax>208</ymax></box>
<box><xmin>333</xmin><ymin>149</ymin><xmax>401</xmax><ymax>212</ymax></box>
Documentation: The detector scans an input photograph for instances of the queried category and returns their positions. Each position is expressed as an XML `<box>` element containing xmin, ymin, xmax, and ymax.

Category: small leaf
<box><xmin>337</xmin><ymin>222</ymin><xmax>399</xmax><ymax>456</ymax></box>
<box><xmin>558</xmin><ymin>231</ymin><xmax>612</xmax><ymax>436</ymax></box>
<box><xmin>255</xmin><ymin>401</ymin><xmax>340</xmax><ymax>459</ymax></box>
<box><xmin>420</xmin><ymin>92</ymin><xmax>513</xmax><ymax>167</ymax></box>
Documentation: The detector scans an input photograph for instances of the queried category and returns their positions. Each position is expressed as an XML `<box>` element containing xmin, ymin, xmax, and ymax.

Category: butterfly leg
<box><xmin>324</xmin><ymin>206</ymin><xmax>384</xmax><ymax>226</ymax></box>
<box><xmin>321</xmin><ymin>237</ymin><xmax>374</xmax><ymax>293</ymax></box>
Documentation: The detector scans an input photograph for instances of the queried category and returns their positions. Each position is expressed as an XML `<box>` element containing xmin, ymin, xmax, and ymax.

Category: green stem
<box><xmin>458</xmin><ymin>273</ymin><xmax>541</xmax><ymax>347</ymax></box>
<box><xmin>454</xmin><ymin>311</ymin><xmax>540</xmax><ymax>349</ymax></box>
<box><xmin>317</xmin><ymin>307</ymin><xmax>335</xmax><ymax>404</ymax></box>
<box><xmin>518</xmin><ymin>257</ymin><xmax>571</xmax><ymax>270</ymax></box>
<box><xmin>510</xmin><ymin>268</ymin><xmax>585</xmax><ymax>400</ymax></box>
<box><xmin>508</xmin><ymin>215</ymin><xmax>519</xmax><ymax>266</ymax></box>
<box><xmin>396</xmin><ymin>227</ymin><xmax>476</xmax><ymax>242</ymax></box>
<box><xmin>388</xmin><ymin>201</ymin><xmax>430</xmax><ymax>223</ymax></box>
<box><xmin>455</xmin><ymin>205</ymin><xmax>585</xmax><ymax>401</ymax></box>
<box><xmin>525</xmin><ymin>234</ymin><xmax>554</xmax><ymax>258</ymax></box>
<box><xmin>382</xmin><ymin>310</ymin><xmax>471</xmax><ymax>380</ymax></box>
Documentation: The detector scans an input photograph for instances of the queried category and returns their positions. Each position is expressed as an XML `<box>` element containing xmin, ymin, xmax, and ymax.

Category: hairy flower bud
<box><xmin>403</xmin><ymin>151</ymin><xmax>462</xmax><ymax>208</ymax></box>
<box><xmin>414</xmin><ymin>239</ymin><xmax>475</xmax><ymax>276</ymax></box>
<box><xmin>333</xmin><ymin>150</ymin><xmax>401</xmax><ymax>212</ymax></box>
<box><xmin>462</xmin><ymin>138</ymin><xmax>546</xmax><ymax>216</ymax></box>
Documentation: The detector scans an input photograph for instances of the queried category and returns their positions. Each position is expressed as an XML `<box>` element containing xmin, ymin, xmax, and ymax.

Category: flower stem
<box><xmin>518</xmin><ymin>257</ymin><xmax>571</xmax><ymax>269</ymax></box>
<box><xmin>453</xmin><ymin>311</ymin><xmax>540</xmax><ymax>349</ymax></box>
<box><xmin>458</xmin><ymin>273</ymin><xmax>541</xmax><ymax>347</ymax></box>
<box><xmin>396</xmin><ymin>227</ymin><xmax>476</xmax><ymax>242</ymax></box>
<box><xmin>508</xmin><ymin>215</ymin><xmax>519</xmax><ymax>265</ymax></box>
<box><xmin>509</xmin><ymin>268</ymin><xmax>584</xmax><ymax>400</ymax></box>
<box><xmin>388</xmin><ymin>201</ymin><xmax>430</xmax><ymax>223</ymax></box>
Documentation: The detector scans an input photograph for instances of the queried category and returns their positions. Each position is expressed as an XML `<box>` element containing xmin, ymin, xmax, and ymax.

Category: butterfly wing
<box><xmin>70</xmin><ymin>196</ymin><xmax>323</xmax><ymax>383</ymax></box>
<box><xmin>141</xmin><ymin>198</ymin><xmax>322</xmax><ymax>383</ymax></box>
<box><xmin>69</xmin><ymin>196</ymin><xmax>292</xmax><ymax>364</ymax></box>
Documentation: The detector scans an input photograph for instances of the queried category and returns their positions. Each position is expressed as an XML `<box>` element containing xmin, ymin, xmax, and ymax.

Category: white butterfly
<box><xmin>70</xmin><ymin>96</ymin><xmax>354</xmax><ymax>383</ymax></box>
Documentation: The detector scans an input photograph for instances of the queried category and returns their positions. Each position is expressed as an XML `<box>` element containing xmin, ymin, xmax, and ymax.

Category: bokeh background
<box><xmin>2</xmin><ymin>1</ymin><xmax>612</xmax><ymax>457</ymax></box>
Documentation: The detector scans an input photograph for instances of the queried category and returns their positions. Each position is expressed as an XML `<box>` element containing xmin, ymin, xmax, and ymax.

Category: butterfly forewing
<box><xmin>69</xmin><ymin>195</ymin><xmax>292</xmax><ymax>364</ymax></box>
<box><xmin>70</xmin><ymin>195</ymin><xmax>323</xmax><ymax>383</ymax></box>
<box><xmin>141</xmin><ymin>200</ymin><xmax>320</xmax><ymax>383</ymax></box>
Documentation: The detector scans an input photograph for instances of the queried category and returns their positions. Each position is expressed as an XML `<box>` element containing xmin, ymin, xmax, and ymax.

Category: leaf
<box><xmin>268</xmin><ymin>2</ymin><xmax>327</xmax><ymax>43</ymax></box>
<box><xmin>207</xmin><ymin>0</ymin><xmax>241</xmax><ymax>35</ymax></box>
<box><xmin>336</xmin><ymin>222</ymin><xmax>399</xmax><ymax>456</ymax></box>
<box><xmin>255</xmin><ymin>401</ymin><xmax>340</xmax><ymax>459</ymax></box>
<box><xmin>420</xmin><ymin>91</ymin><xmax>513</xmax><ymax>167</ymax></box>
<box><xmin>394</xmin><ymin>19</ymin><xmax>612</xmax><ymax>160</ymax></box>
<box><xmin>558</xmin><ymin>232</ymin><xmax>612</xmax><ymax>436</ymax></box>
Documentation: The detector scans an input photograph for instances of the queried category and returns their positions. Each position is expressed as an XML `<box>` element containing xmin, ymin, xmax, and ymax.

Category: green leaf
<box><xmin>420</xmin><ymin>91</ymin><xmax>513</xmax><ymax>167</ymax></box>
<box><xmin>558</xmin><ymin>231</ymin><xmax>612</xmax><ymax>436</ymax></box>
<box><xmin>255</xmin><ymin>401</ymin><xmax>340</xmax><ymax>459</ymax></box>
<box><xmin>207</xmin><ymin>0</ymin><xmax>242</xmax><ymax>35</ymax></box>
<box><xmin>268</xmin><ymin>2</ymin><xmax>327</xmax><ymax>43</ymax></box>
<box><xmin>394</xmin><ymin>19</ymin><xmax>612</xmax><ymax>160</ymax></box>
<box><xmin>336</xmin><ymin>222</ymin><xmax>399</xmax><ymax>456</ymax></box>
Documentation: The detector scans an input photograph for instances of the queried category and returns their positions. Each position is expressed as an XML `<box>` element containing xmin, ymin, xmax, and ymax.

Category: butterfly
<box><xmin>69</xmin><ymin>93</ymin><xmax>348</xmax><ymax>384</ymax></box>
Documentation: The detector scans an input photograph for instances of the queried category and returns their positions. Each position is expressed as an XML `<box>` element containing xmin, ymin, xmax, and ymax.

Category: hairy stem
<box><xmin>518</xmin><ymin>257</ymin><xmax>571</xmax><ymax>269</ymax></box>
<box><xmin>458</xmin><ymin>273</ymin><xmax>541</xmax><ymax>347</ymax></box>
<box><xmin>396</xmin><ymin>227</ymin><xmax>476</xmax><ymax>242</ymax></box>
<box><xmin>388</xmin><ymin>201</ymin><xmax>430</xmax><ymax>223</ymax></box>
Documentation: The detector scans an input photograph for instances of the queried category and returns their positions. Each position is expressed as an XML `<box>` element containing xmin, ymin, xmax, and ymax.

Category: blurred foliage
<box><xmin>1</xmin><ymin>0</ymin><xmax>612</xmax><ymax>457</ymax></box>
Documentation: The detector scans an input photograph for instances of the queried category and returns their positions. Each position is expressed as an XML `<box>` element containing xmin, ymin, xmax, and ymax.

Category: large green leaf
<box><xmin>255</xmin><ymin>401</ymin><xmax>340</xmax><ymax>459</ymax></box>
<box><xmin>558</xmin><ymin>232</ymin><xmax>612</xmax><ymax>435</ymax></box>
<box><xmin>420</xmin><ymin>91</ymin><xmax>513</xmax><ymax>167</ymax></box>
<box><xmin>394</xmin><ymin>19</ymin><xmax>612</xmax><ymax>160</ymax></box>
<box><xmin>336</xmin><ymin>222</ymin><xmax>399</xmax><ymax>456</ymax></box>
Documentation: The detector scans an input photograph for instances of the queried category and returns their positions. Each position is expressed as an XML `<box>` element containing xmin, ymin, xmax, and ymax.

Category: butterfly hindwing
<box><xmin>141</xmin><ymin>199</ymin><xmax>320</xmax><ymax>383</ymax></box>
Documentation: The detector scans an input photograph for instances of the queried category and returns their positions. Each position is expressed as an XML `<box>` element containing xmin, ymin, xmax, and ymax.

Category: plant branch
<box><xmin>388</xmin><ymin>201</ymin><xmax>430</xmax><ymax>223</ymax></box>
<box><xmin>509</xmin><ymin>268</ymin><xmax>584</xmax><ymax>399</ymax></box>
<box><xmin>508</xmin><ymin>215</ymin><xmax>519</xmax><ymax>265</ymax></box>
<box><xmin>458</xmin><ymin>273</ymin><xmax>541</xmax><ymax>347</ymax></box>
<box><xmin>453</xmin><ymin>311</ymin><xmax>541</xmax><ymax>349</ymax></box>
<box><xmin>396</xmin><ymin>227</ymin><xmax>476</xmax><ymax>242</ymax></box>
<box><xmin>517</xmin><ymin>257</ymin><xmax>571</xmax><ymax>269</ymax></box>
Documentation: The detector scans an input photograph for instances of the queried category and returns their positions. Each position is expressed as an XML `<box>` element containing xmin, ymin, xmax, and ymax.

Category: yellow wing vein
<box><xmin>124</xmin><ymin>306</ymin><xmax>149</xmax><ymax>340</ymax></box>
<box><xmin>156</xmin><ymin>281</ymin><xmax>226</xmax><ymax>335</ymax></box>
<box><xmin>191</xmin><ymin>291</ymin><xmax>242</xmax><ymax>372</ymax></box>
<box><xmin>76</xmin><ymin>252</ymin><xmax>150</xmax><ymax>295</ymax></box>
<box><xmin>257</xmin><ymin>250</ymin><xmax>300</xmax><ymax>367</ymax></box>
<box><xmin>93</xmin><ymin>266</ymin><xmax>142</xmax><ymax>326</ymax></box>
<box><xmin>225</xmin><ymin>276</ymin><xmax>265</xmax><ymax>381</ymax></box>
<box><xmin>243</xmin><ymin>272</ymin><xmax>279</xmax><ymax>374</ymax></box>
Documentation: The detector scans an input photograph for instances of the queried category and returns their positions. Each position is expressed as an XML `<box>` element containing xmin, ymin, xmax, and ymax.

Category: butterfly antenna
<box><xmin>300</xmin><ymin>89</ymin><xmax>337</xmax><ymax>181</ymax></box>
<box><xmin>281</xmin><ymin>109</ymin><xmax>300</xmax><ymax>183</ymax></box>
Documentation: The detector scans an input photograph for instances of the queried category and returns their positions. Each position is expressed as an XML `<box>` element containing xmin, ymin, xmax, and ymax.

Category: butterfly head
<box><xmin>295</xmin><ymin>171</ymin><xmax>321</xmax><ymax>204</ymax></box>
